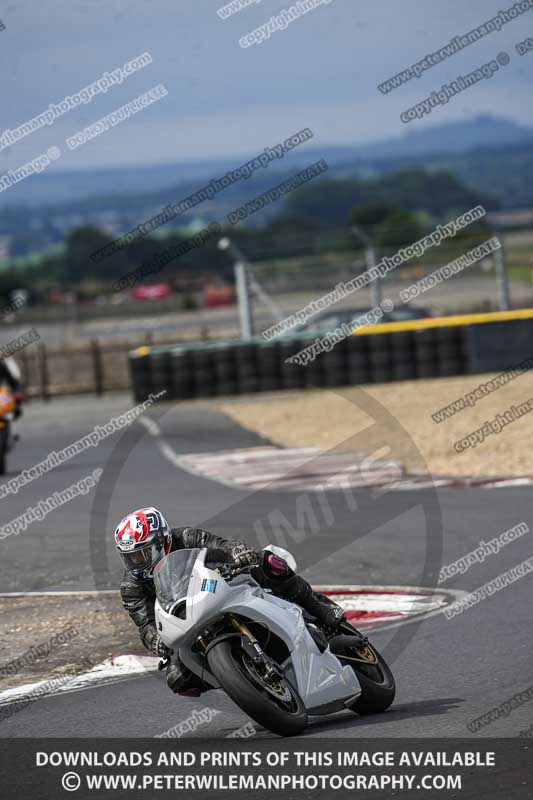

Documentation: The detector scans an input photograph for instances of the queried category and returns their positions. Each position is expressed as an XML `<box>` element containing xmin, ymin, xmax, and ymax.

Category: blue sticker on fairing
<box><xmin>201</xmin><ymin>578</ymin><xmax>218</xmax><ymax>594</ymax></box>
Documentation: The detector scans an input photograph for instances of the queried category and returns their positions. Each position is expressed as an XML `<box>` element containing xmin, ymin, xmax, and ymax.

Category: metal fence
<box><xmin>16</xmin><ymin>329</ymin><xmax>236</xmax><ymax>399</ymax></box>
<box><xmin>246</xmin><ymin>231</ymin><xmax>533</xmax><ymax>319</ymax></box>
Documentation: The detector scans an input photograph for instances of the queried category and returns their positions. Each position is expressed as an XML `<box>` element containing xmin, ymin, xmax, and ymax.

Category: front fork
<box><xmin>232</xmin><ymin>616</ymin><xmax>276</xmax><ymax>670</ymax></box>
<box><xmin>198</xmin><ymin>614</ymin><xmax>277</xmax><ymax>678</ymax></box>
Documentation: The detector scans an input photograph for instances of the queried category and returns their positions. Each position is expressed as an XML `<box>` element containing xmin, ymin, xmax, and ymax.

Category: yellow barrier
<box><xmin>355</xmin><ymin>308</ymin><xmax>533</xmax><ymax>336</ymax></box>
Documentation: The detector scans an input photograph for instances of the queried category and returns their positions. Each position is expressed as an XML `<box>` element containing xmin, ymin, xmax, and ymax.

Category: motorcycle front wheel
<box><xmin>207</xmin><ymin>638</ymin><xmax>308</xmax><ymax>737</ymax></box>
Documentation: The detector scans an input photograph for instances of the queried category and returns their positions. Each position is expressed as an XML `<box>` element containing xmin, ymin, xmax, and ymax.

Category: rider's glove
<box><xmin>230</xmin><ymin>544</ymin><xmax>259</xmax><ymax>570</ymax></box>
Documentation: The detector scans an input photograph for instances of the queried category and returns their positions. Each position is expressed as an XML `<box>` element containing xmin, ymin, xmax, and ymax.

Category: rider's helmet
<box><xmin>114</xmin><ymin>507</ymin><xmax>171</xmax><ymax>579</ymax></box>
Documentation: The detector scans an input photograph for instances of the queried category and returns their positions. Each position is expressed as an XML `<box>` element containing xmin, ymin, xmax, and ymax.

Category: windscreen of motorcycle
<box><xmin>153</xmin><ymin>548</ymin><xmax>202</xmax><ymax>611</ymax></box>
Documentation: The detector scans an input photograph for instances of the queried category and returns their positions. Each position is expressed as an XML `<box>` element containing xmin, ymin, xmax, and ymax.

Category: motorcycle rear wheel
<box><xmin>0</xmin><ymin>426</ymin><xmax>7</xmax><ymax>475</ymax></box>
<box><xmin>207</xmin><ymin>638</ymin><xmax>308</xmax><ymax>737</ymax></box>
<box><xmin>330</xmin><ymin>632</ymin><xmax>396</xmax><ymax>715</ymax></box>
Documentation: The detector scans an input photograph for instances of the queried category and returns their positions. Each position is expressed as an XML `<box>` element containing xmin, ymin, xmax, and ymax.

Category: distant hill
<box><xmin>284</xmin><ymin>169</ymin><xmax>498</xmax><ymax>226</ymax></box>
<box><xmin>0</xmin><ymin>113</ymin><xmax>530</xmax><ymax>209</ymax></box>
<box><xmin>362</xmin><ymin>142</ymin><xmax>533</xmax><ymax>211</ymax></box>
<box><xmin>352</xmin><ymin>114</ymin><xmax>533</xmax><ymax>161</ymax></box>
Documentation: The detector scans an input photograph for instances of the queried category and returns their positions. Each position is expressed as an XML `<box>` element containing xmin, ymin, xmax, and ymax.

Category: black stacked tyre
<box><xmin>322</xmin><ymin>336</ymin><xmax>348</xmax><ymax>388</ymax></box>
<box><xmin>279</xmin><ymin>337</ymin><xmax>307</xmax><ymax>390</ymax></box>
<box><xmin>257</xmin><ymin>341</ymin><xmax>282</xmax><ymax>392</ymax></box>
<box><xmin>212</xmin><ymin>343</ymin><xmax>238</xmax><ymax>397</ymax></box>
<box><xmin>235</xmin><ymin>342</ymin><xmax>260</xmax><ymax>394</ymax></box>
<box><xmin>150</xmin><ymin>350</ymin><xmax>171</xmax><ymax>398</ymax></box>
<box><xmin>303</xmin><ymin>340</ymin><xmax>326</xmax><ymax>389</ymax></box>
<box><xmin>437</xmin><ymin>327</ymin><xmax>466</xmax><ymax>377</ymax></box>
<box><xmin>190</xmin><ymin>344</ymin><xmax>217</xmax><ymax>398</ymax></box>
<box><xmin>129</xmin><ymin>349</ymin><xmax>152</xmax><ymax>402</ymax></box>
<box><xmin>368</xmin><ymin>334</ymin><xmax>393</xmax><ymax>383</ymax></box>
<box><xmin>414</xmin><ymin>329</ymin><xmax>439</xmax><ymax>379</ymax></box>
<box><xmin>170</xmin><ymin>347</ymin><xmax>194</xmax><ymax>400</ymax></box>
<box><xmin>390</xmin><ymin>331</ymin><xmax>416</xmax><ymax>381</ymax></box>
<box><xmin>346</xmin><ymin>335</ymin><xmax>370</xmax><ymax>386</ymax></box>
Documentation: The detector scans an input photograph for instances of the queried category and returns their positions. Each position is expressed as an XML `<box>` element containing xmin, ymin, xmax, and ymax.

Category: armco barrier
<box><xmin>128</xmin><ymin>309</ymin><xmax>533</xmax><ymax>402</ymax></box>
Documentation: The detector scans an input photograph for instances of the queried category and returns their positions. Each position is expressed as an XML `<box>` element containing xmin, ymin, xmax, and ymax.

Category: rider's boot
<box><xmin>266</xmin><ymin>569</ymin><xmax>345</xmax><ymax>631</ymax></box>
<box><xmin>166</xmin><ymin>657</ymin><xmax>208</xmax><ymax>697</ymax></box>
<box><xmin>294</xmin><ymin>580</ymin><xmax>346</xmax><ymax>631</ymax></box>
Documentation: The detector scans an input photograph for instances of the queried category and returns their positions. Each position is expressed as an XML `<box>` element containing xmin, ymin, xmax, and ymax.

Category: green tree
<box><xmin>349</xmin><ymin>202</ymin><xmax>397</xmax><ymax>239</ymax></box>
<box><xmin>63</xmin><ymin>226</ymin><xmax>115</xmax><ymax>283</ymax></box>
<box><xmin>376</xmin><ymin>209</ymin><xmax>422</xmax><ymax>249</ymax></box>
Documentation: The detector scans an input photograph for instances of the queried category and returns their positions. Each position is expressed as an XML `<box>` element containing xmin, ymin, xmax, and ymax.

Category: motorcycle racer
<box><xmin>115</xmin><ymin>507</ymin><xmax>345</xmax><ymax>695</ymax></box>
<box><xmin>0</xmin><ymin>357</ymin><xmax>23</xmax><ymax>418</ymax></box>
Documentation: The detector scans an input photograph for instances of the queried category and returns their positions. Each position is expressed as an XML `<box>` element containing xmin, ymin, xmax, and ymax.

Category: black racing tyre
<box><xmin>415</xmin><ymin>349</ymin><xmax>437</xmax><ymax>371</ymax></box>
<box><xmin>416</xmin><ymin>360</ymin><xmax>440</xmax><ymax>379</ymax></box>
<box><xmin>216</xmin><ymin>381</ymin><xmax>239</xmax><ymax>397</ymax></box>
<box><xmin>324</xmin><ymin>352</ymin><xmax>345</xmax><ymax>370</ymax></box>
<box><xmin>392</xmin><ymin>363</ymin><xmax>416</xmax><ymax>381</ymax></box>
<box><xmin>171</xmin><ymin>350</ymin><xmax>192</xmax><ymax>380</ymax></box>
<box><xmin>192</xmin><ymin>369</ymin><xmax>216</xmax><ymax>397</ymax></box>
<box><xmin>323</xmin><ymin>369</ymin><xmax>348</xmax><ymax>388</ymax></box>
<box><xmin>437</xmin><ymin>344</ymin><xmax>462</xmax><ymax>359</ymax></box>
<box><xmin>215</xmin><ymin>360</ymin><xmax>237</xmax><ymax>380</ymax></box>
<box><xmin>329</xmin><ymin>634</ymin><xmax>395</xmax><ymax>715</ymax></box>
<box><xmin>239</xmin><ymin>377</ymin><xmax>260</xmax><ymax>394</ymax></box>
<box><xmin>305</xmin><ymin>366</ymin><xmax>326</xmax><ymax>388</ymax></box>
<box><xmin>259</xmin><ymin>378</ymin><xmax>281</xmax><ymax>392</ymax></box>
<box><xmin>347</xmin><ymin>367</ymin><xmax>370</xmax><ymax>386</ymax></box>
<box><xmin>390</xmin><ymin>335</ymin><xmax>412</xmax><ymax>362</ymax></box>
<box><xmin>369</xmin><ymin>366</ymin><xmax>392</xmax><ymax>383</ymax></box>
<box><xmin>347</xmin><ymin>352</ymin><xmax>369</xmax><ymax>368</ymax></box>
<box><xmin>173</xmin><ymin>385</ymin><xmax>194</xmax><ymax>400</ymax></box>
<box><xmin>0</xmin><ymin>426</ymin><xmax>7</xmax><ymax>475</ymax></box>
<box><xmin>369</xmin><ymin>349</ymin><xmax>390</xmax><ymax>367</ymax></box>
<box><xmin>438</xmin><ymin>357</ymin><xmax>463</xmax><ymax>377</ymax></box>
<box><xmin>237</xmin><ymin>367</ymin><xmax>259</xmax><ymax>382</ymax></box>
<box><xmin>437</xmin><ymin>327</ymin><xmax>461</xmax><ymax>345</ymax></box>
<box><xmin>207</xmin><ymin>638</ymin><xmax>308</xmax><ymax>737</ymax></box>
<box><xmin>131</xmin><ymin>379</ymin><xmax>151</xmax><ymax>403</ymax></box>
<box><xmin>151</xmin><ymin>355</ymin><xmax>171</xmax><ymax>395</ymax></box>
<box><xmin>280</xmin><ymin>350</ymin><xmax>306</xmax><ymax>388</ymax></box>
<box><xmin>191</xmin><ymin>351</ymin><xmax>211</xmax><ymax>369</ymax></box>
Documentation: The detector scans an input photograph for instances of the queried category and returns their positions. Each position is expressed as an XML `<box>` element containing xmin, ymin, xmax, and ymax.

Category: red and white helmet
<box><xmin>114</xmin><ymin>507</ymin><xmax>171</xmax><ymax>579</ymax></box>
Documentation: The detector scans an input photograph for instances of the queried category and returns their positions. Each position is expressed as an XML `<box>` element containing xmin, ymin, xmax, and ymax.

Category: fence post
<box><xmin>38</xmin><ymin>343</ymin><xmax>49</xmax><ymax>401</ymax></box>
<box><xmin>234</xmin><ymin>260</ymin><xmax>254</xmax><ymax>339</ymax></box>
<box><xmin>493</xmin><ymin>231</ymin><xmax>510</xmax><ymax>311</ymax></box>
<box><xmin>91</xmin><ymin>338</ymin><xmax>104</xmax><ymax>396</ymax></box>
<box><xmin>20</xmin><ymin>346</ymin><xmax>29</xmax><ymax>387</ymax></box>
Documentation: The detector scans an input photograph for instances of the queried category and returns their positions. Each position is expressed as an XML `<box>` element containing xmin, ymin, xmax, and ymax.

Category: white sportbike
<box><xmin>153</xmin><ymin>547</ymin><xmax>395</xmax><ymax>737</ymax></box>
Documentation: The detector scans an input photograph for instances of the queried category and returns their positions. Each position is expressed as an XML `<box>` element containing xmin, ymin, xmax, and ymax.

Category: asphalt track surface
<box><xmin>0</xmin><ymin>393</ymin><xmax>532</xmax><ymax>741</ymax></box>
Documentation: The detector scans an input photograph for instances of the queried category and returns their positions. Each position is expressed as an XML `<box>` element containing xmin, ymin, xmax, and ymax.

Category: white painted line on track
<box><xmin>138</xmin><ymin>415</ymin><xmax>161</xmax><ymax>438</ymax></box>
<box><xmin>316</xmin><ymin>584</ymin><xmax>467</xmax><ymax>632</ymax></box>
<box><xmin>0</xmin><ymin>586</ymin><xmax>466</xmax><ymax>706</ymax></box>
<box><xmin>138</xmin><ymin>415</ymin><xmax>185</xmax><ymax>471</ymax></box>
<box><xmin>138</xmin><ymin>417</ymin><xmax>533</xmax><ymax>493</ymax></box>
<box><xmin>0</xmin><ymin>655</ymin><xmax>160</xmax><ymax>707</ymax></box>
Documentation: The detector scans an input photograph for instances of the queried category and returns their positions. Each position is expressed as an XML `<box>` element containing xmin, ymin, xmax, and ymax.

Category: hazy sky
<box><xmin>1</xmin><ymin>0</ymin><xmax>532</xmax><ymax>170</ymax></box>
